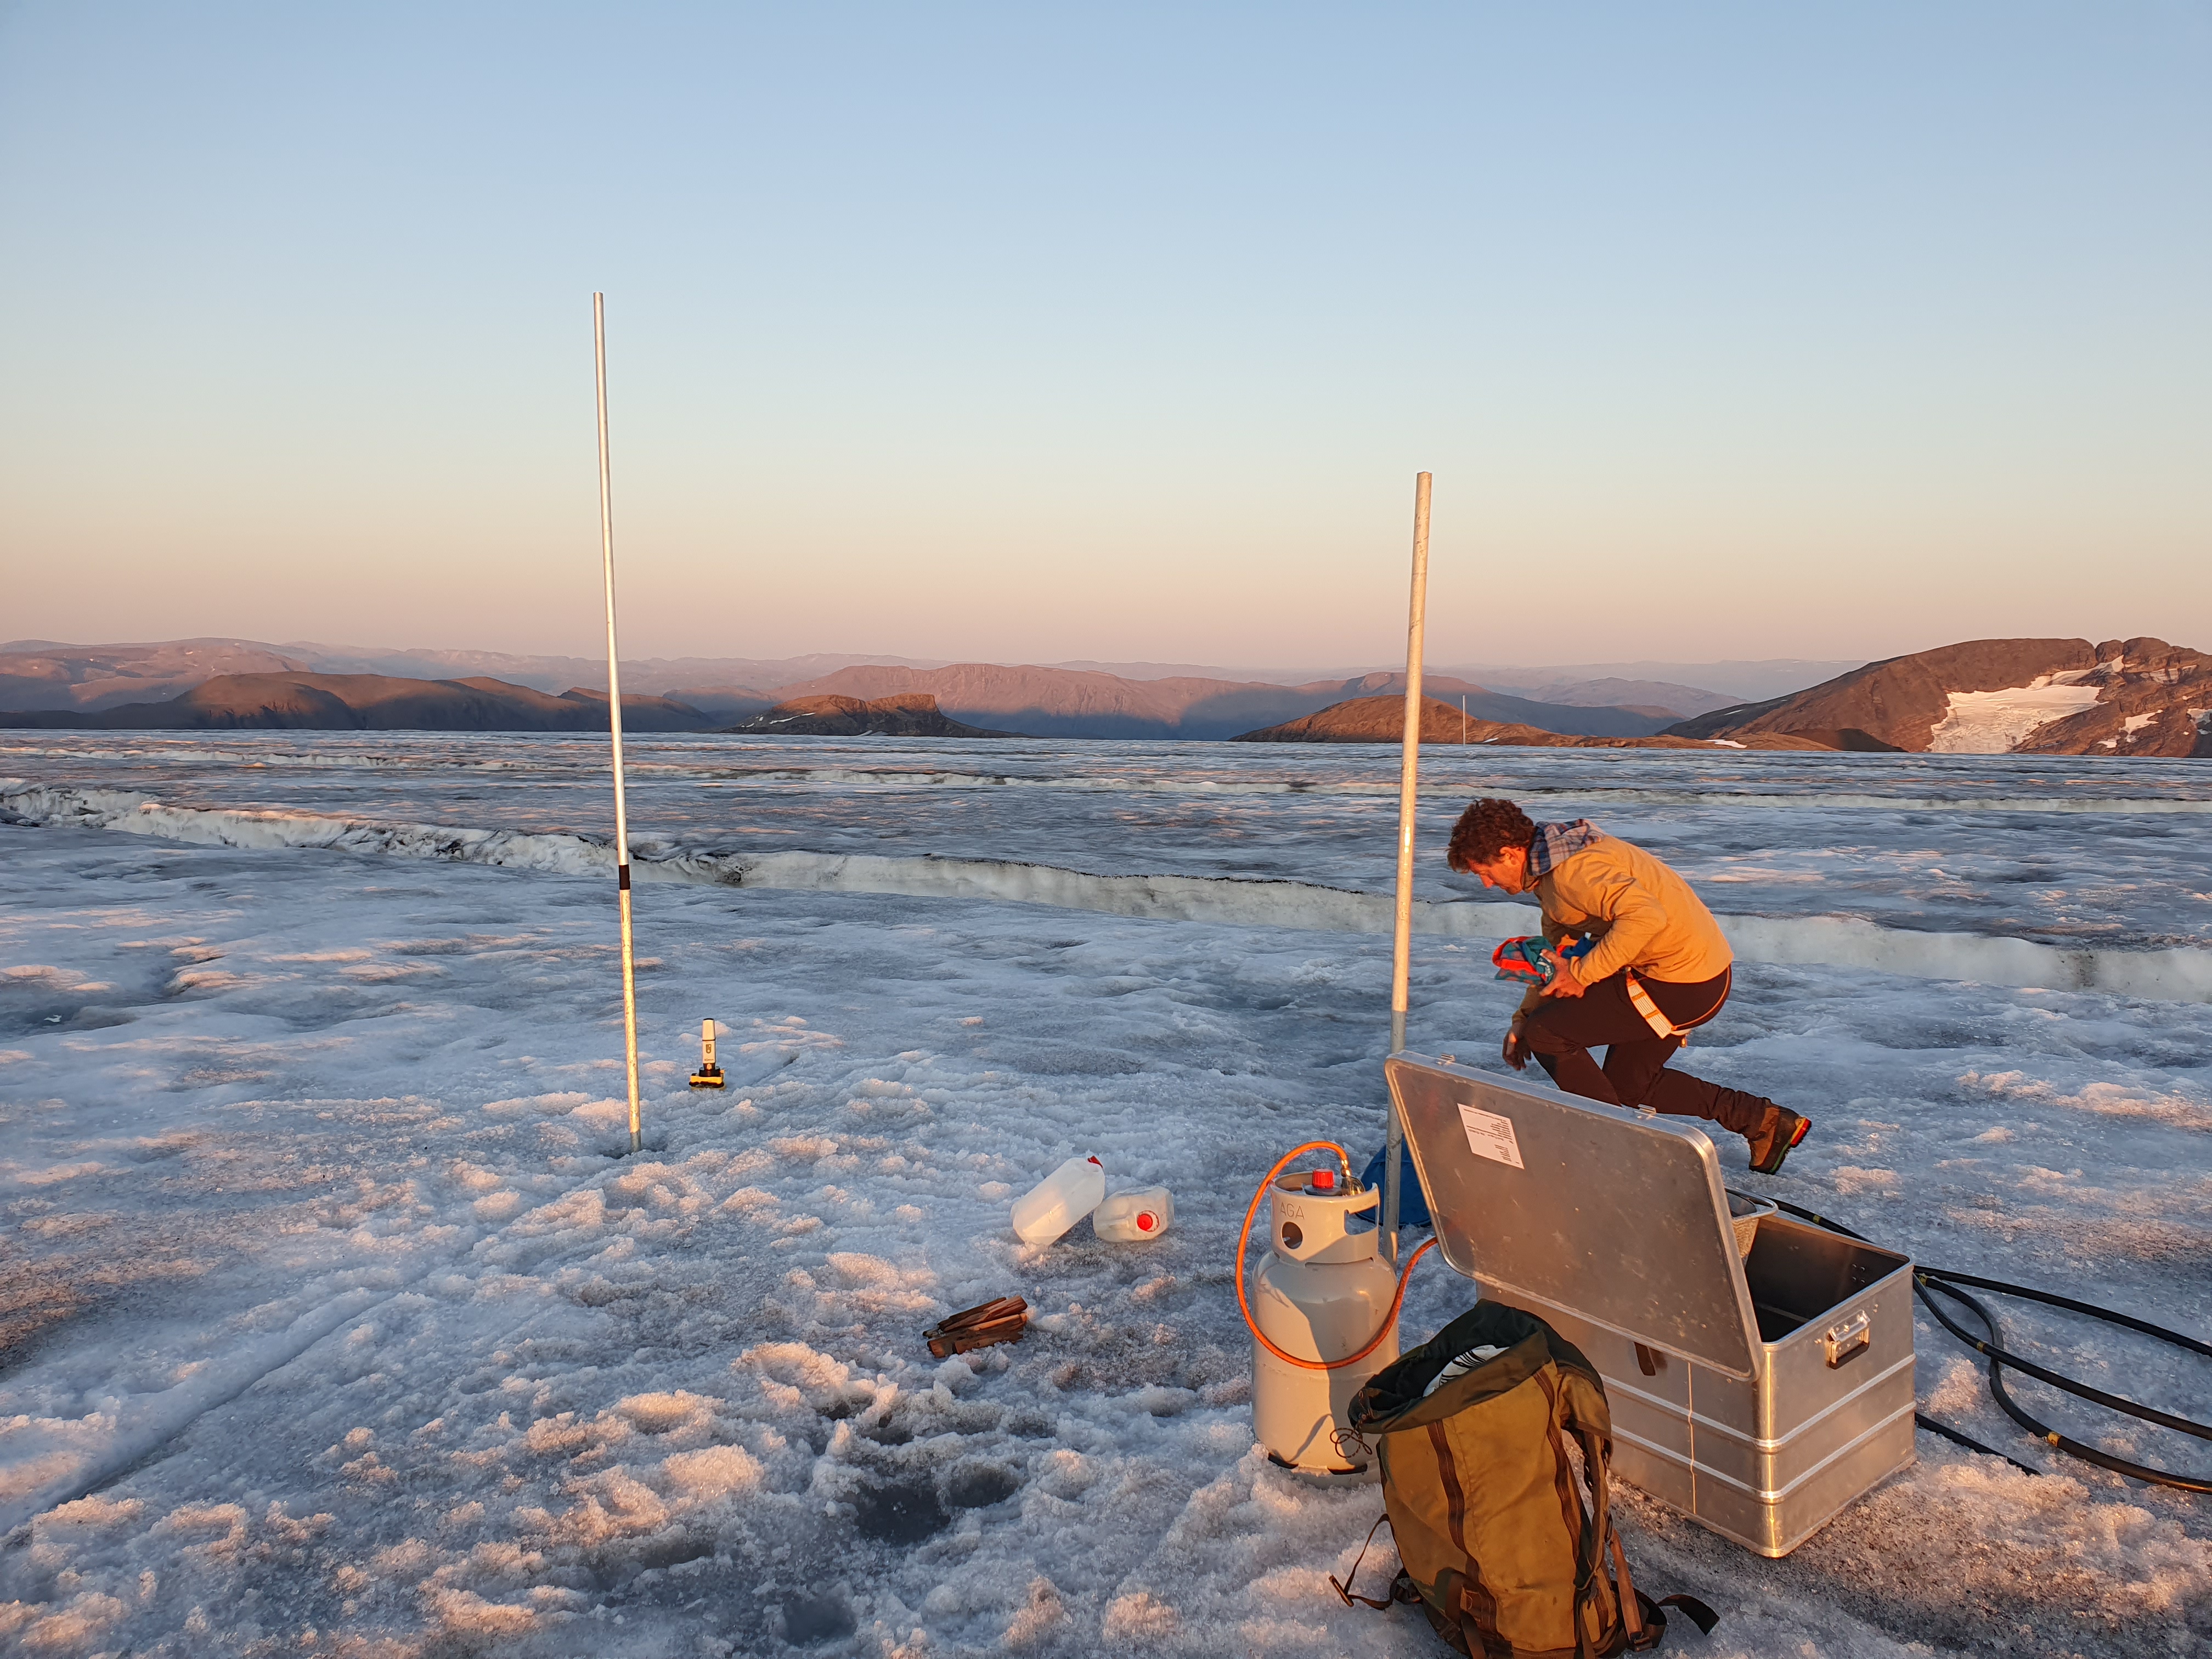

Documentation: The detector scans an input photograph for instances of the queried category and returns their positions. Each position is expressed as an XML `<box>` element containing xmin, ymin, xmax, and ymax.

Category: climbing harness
<box><xmin>1622</xmin><ymin>972</ymin><xmax>1680</xmax><ymax>1040</ymax></box>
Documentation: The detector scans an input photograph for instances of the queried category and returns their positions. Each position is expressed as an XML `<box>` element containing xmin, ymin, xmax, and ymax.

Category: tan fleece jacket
<box><xmin>1519</xmin><ymin>834</ymin><xmax>1734</xmax><ymax>1009</ymax></box>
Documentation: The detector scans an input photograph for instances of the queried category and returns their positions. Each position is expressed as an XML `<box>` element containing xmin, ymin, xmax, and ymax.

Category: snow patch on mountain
<box><xmin>1927</xmin><ymin>678</ymin><xmax>2107</xmax><ymax>754</ymax></box>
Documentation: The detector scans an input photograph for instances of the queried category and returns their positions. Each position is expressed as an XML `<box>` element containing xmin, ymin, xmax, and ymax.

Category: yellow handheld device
<box><xmin>689</xmin><ymin>1019</ymin><xmax>725</xmax><ymax>1088</ymax></box>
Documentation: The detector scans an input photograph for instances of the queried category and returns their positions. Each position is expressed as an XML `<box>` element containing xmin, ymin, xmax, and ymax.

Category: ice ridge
<box><xmin>10</xmin><ymin>748</ymin><xmax>2212</xmax><ymax>812</ymax></box>
<box><xmin>7</xmin><ymin>782</ymin><xmax>2211</xmax><ymax>1003</ymax></box>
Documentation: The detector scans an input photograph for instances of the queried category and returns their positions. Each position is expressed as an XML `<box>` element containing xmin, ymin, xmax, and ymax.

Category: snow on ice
<box><xmin>1</xmin><ymin>734</ymin><xmax>2208</xmax><ymax>1656</ymax></box>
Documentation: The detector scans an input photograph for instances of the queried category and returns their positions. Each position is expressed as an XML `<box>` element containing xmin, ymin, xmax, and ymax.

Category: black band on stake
<box><xmin>617</xmin><ymin>865</ymin><xmax>630</xmax><ymax>890</ymax></box>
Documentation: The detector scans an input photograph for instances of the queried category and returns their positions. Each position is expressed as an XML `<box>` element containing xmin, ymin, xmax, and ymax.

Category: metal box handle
<box><xmin>1822</xmin><ymin>1310</ymin><xmax>1872</xmax><ymax>1368</ymax></box>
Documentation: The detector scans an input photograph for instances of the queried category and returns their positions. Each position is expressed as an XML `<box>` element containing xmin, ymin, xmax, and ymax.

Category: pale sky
<box><xmin>2</xmin><ymin>3</ymin><xmax>2207</xmax><ymax>668</ymax></box>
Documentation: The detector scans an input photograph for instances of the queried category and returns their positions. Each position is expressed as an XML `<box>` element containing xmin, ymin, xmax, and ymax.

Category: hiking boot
<box><xmin>1745</xmin><ymin>1105</ymin><xmax>1810</xmax><ymax>1175</ymax></box>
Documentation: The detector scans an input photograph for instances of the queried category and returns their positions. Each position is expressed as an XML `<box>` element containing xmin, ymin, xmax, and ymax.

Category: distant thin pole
<box><xmin>1383</xmin><ymin>471</ymin><xmax>1432</xmax><ymax>1268</ymax></box>
<box><xmin>595</xmin><ymin>292</ymin><xmax>642</xmax><ymax>1156</ymax></box>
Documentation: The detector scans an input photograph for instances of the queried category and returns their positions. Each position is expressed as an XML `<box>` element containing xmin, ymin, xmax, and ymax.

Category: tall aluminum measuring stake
<box><xmin>1381</xmin><ymin>470</ymin><xmax>1432</xmax><ymax>1267</ymax></box>
<box><xmin>594</xmin><ymin>292</ymin><xmax>643</xmax><ymax>1155</ymax></box>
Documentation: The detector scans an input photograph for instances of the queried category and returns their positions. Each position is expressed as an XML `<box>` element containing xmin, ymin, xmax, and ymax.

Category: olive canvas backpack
<box><xmin>1341</xmin><ymin>1302</ymin><xmax>1717</xmax><ymax>1658</ymax></box>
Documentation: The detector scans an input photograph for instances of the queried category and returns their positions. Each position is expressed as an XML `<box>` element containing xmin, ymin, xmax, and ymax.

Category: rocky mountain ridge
<box><xmin>726</xmin><ymin>663</ymin><xmax>1678</xmax><ymax>741</ymax></box>
<box><xmin>1667</xmin><ymin>637</ymin><xmax>2212</xmax><ymax>756</ymax></box>
<box><xmin>721</xmin><ymin>693</ymin><xmax>1013</xmax><ymax>738</ymax></box>
<box><xmin>1234</xmin><ymin>695</ymin><xmax>1832</xmax><ymax>751</ymax></box>
<box><xmin>0</xmin><ymin>639</ymin><xmax>1746</xmax><ymax>732</ymax></box>
<box><xmin>0</xmin><ymin>674</ymin><xmax>710</xmax><ymax>731</ymax></box>
<box><xmin>0</xmin><ymin>659</ymin><xmax>1682</xmax><ymax>739</ymax></box>
<box><xmin>0</xmin><ymin>640</ymin><xmax>316</xmax><ymax>710</ymax></box>
<box><xmin>12</xmin><ymin>636</ymin><xmax>2200</xmax><ymax>752</ymax></box>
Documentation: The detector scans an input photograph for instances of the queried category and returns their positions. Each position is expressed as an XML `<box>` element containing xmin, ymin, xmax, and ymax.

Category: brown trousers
<box><xmin>1520</xmin><ymin>968</ymin><xmax>1773</xmax><ymax>1137</ymax></box>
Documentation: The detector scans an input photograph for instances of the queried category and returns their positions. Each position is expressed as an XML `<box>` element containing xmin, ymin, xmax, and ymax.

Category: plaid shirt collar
<box><xmin>1528</xmin><ymin>819</ymin><xmax>1602</xmax><ymax>879</ymax></box>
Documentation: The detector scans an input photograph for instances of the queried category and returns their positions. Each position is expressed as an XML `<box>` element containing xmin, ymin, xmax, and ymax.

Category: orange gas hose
<box><xmin>1235</xmin><ymin>1141</ymin><xmax>1437</xmax><ymax>1372</ymax></box>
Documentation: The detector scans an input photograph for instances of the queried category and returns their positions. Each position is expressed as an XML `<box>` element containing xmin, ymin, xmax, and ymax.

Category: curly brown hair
<box><xmin>1447</xmin><ymin>798</ymin><xmax>1536</xmax><ymax>871</ymax></box>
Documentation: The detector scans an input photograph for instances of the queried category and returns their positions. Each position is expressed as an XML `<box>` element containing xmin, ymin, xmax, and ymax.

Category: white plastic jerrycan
<box><xmin>1011</xmin><ymin>1154</ymin><xmax>1105</xmax><ymax>1245</ymax></box>
<box><xmin>1093</xmin><ymin>1186</ymin><xmax>1173</xmax><ymax>1243</ymax></box>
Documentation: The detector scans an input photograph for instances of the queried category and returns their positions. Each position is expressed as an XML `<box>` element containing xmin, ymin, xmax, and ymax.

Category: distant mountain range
<box><xmin>5</xmin><ymin>635</ymin><xmax>2197</xmax><ymax>753</ymax></box>
<box><xmin>0</xmin><ymin>637</ymin><xmax>1839</xmax><ymax>720</ymax></box>
<box><xmin>0</xmin><ymin>673</ymin><xmax>710</xmax><ymax>732</ymax></box>
<box><xmin>1236</xmin><ymin>635</ymin><xmax>2212</xmax><ymax>757</ymax></box>
<box><xmin>0</xmin><ymin>639</ymin><xmax>1742</xmax><ymax>739</ymax></box>
<box><xmin>1489</xmin><ymin>676</ymin><xmax>1741</xmax><ymax>715</ymax></box>
<box><xmin>1664</xmin><ymin>637</ymin><xmax>2212</xmax><ymax>757</ymax></box>
<box><xmin>1235</xmin><ymin>695</ymin><xmax>1831</xmax><ymax>750</ymax></box>
<box><xmin>0</xmin><ymin>639</ymin><xmax>941</xmax><ymax>714</ymax></box>
<box><xmin>704</xmin><ymin>664</ymin><xmax>1682</xmax><ymax>741</ymax></box>
<box><xmin>0</xmin><ymin>640</ymin><xmax>318</xmax><ymax>712</ymax></box>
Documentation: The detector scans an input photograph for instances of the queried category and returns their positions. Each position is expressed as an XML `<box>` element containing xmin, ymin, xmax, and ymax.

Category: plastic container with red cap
<box><xmin>1093</xmin><ymin>1185</ymin><xmax>1175</xmax><ymax>1243</ymax></box>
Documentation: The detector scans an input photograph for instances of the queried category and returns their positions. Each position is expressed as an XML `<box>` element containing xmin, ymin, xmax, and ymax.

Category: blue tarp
<box><xmin>1360</xmin><ymin>1145</ymin><xmax>1431</xmax><ymax>1229</ymax></box>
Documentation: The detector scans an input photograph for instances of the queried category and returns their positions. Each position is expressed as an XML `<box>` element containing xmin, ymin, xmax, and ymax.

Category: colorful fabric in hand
<box><xmin>1491</xmin><ymin>934</ymin><xmax>1595</xmax><ymax>985</ymax></box>
<box><xmin>1527</xmin><ymin>819</ymin><xmax>1603</xmax><ymax>878</ymax></box>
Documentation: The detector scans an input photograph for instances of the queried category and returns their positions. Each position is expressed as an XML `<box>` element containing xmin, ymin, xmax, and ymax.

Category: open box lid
<box><xmin>1386</xmin><ymin>1054</ymin><xmax>1763</xmax><ymax>1380</ymax></box>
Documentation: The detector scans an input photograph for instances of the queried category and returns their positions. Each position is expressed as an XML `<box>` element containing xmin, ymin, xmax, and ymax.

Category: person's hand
<box><xmin>1503</xmin><ymin>1017</ymin><xmax>1529</xmax><ymax>1070</ymax></box>
<box><xmin>1539</xmin><ymin>951</ymin><xmax>1586</xmax><ymax>999</ymax></box>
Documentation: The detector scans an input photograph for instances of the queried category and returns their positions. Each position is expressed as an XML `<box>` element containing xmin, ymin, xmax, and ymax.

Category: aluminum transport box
<box><xmin>1387</xmin><ymin>1055</ymin><xmax>1915</xmax><ymax>1557</ymax></box>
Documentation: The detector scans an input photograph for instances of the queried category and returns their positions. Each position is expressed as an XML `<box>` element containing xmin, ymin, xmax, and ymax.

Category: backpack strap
<box><xmin>1609</xmin><ymin>1526</ymin><xmax>1720</xmax><ymax>1650</ymax></box>
<box><xmin>1609</xmin><ymin>1527</ymin><xmax>1647</xmax><ymax>1648</ymax></box>
<box><xmin>1428</xmin><ymin>1421</ymin><xmax>1472</xmax><ymax>1555</ymax></box>
<box><xmin>1329</xmin><ymin>1515</ymin><xmax>1399</xmax><ymax>1611</ymax></box>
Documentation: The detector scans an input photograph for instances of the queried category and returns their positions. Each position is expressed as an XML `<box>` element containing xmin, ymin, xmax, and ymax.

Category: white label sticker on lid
<box><xmin>1459</xmin><ymin>1103</ymin><xmax>1525</xmax><ymax>1170</ymax></box>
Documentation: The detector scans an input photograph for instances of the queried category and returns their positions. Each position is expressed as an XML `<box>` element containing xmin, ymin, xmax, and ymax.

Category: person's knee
<box><xmin>1517</xmin><ymin>1016</ymin><xmax>1581</xmax><ymax>1057</ymax></box>
<box><xmin>1602</xmin><ymin>1046</ymin><xmax>1673</xmax><ymax>1105</ymax></box>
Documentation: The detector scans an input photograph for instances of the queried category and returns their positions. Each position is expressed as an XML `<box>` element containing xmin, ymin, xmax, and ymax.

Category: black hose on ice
<box><xmin>1771</xmin><ymin>1200</ymin><xmax>2212</xmax><ymax>1494</ymax></box>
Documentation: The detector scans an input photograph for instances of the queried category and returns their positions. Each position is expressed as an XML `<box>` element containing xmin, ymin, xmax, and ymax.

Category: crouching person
<box><xmin>1446</xmin><ymin>797</ymin><xmax>1811</xmax><ymax>1175</ymax></box>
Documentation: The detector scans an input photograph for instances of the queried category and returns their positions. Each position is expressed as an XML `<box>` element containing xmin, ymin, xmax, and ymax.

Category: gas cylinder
<box><xmin>1251</xmin><ymin>1166</ymin><xmax>1400</xmax><ymax>1476</ymax></box>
